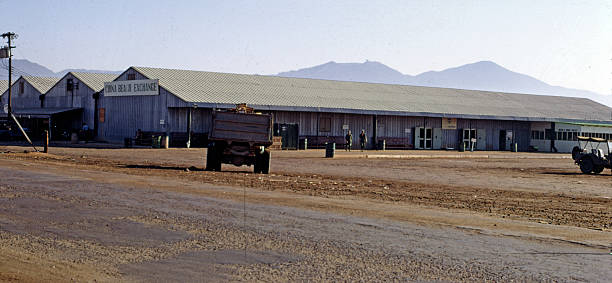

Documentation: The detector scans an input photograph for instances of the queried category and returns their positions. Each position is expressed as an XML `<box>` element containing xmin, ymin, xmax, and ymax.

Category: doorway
<box><xmin>415</xmin><ymin>127</ymin><xmax>432</xmax><ymax>149</ymax></box>
<box><xmin>274</xmin><ymin>123</ymin><xmax>298</xmax><ymax>150</ymax></box>
<box><xmin>499</xmin><ymin>130</ymin><xmax>512</xmax><ymax>151</ymax></box>
<box><xmin>461</xmin><ymin>128</ymin><xmax>477</xmax><ymax>150</ymax></box>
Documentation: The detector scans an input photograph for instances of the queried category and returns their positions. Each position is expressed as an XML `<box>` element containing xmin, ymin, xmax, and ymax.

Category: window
<box><xmin>127</xmin><ymin>73</ymin><xmax>136</xmax><ymax>80</ymax></box>
<box><xmin>531</xmin><ymin>130</ymin><xmax>545</xmax><ymax>140</ymax></box>
<box><xmin>319</xmin><ymin>117</ymin><xmax>331</xmax><ymax>132</ymax></box>
<box><xmin>19</xmin><ymin>81</ymin><xmax>24</xmax><ymax>94</ymax></box>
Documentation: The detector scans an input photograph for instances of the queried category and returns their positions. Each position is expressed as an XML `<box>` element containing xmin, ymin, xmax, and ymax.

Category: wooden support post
<box><xmin>43</xmin><ymin>130</ymin><xmax>49</xmax><ymax>153</ymax></box>
<box><xmin>187</xmin><ymin>107</ymin><xmax>192</xmax><ymax>148</ymax></box>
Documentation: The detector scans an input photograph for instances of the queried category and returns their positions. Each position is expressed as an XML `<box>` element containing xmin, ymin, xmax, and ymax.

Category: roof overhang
<box><xmin>0</xmin><ymin>107</ymin><xmax>83</xmax><ymax>119</ymax></box>
<box><xmin>176</xmin><ymin>103</ymin><xmax>612</xmax><ymax>126</ymax></box>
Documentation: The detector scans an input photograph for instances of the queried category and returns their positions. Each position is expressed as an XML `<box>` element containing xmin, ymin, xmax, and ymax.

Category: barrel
<box><xmin>152</xmin><ymin>135</ymin><xmax>161</xmax><ymax>148</ymax></box>
<box><xmin>325</xmin><ymin>142</ymin><xmax>335</xmax><ymax>158</ymax></box>
<box><xmin>458</xmin><ymin>141</ymin><xmax>466</xmax><ymax>152</ymax></box>
<box><xmin>162</xmin><ymin>135</ymin><xmax>170</xmax><ymax>149</ymax></box>
<box><xmin>70</xmin><ymin>132</ymin><xmax>79</xmax><ymax>144</ymax></box>
<box><xmin>511</xmin><ymin>142</ymin><xmax>518</xmax><ymax>152</ymax></box>
<box><xmin>378</xmin><ymin>139</ymin><xmax>386</xmax><ymax>151</ymax></box>
<box><xmin>124</xmin><ymin>137</ymin><xmax>133</xmax><ymax>148</ymax></box>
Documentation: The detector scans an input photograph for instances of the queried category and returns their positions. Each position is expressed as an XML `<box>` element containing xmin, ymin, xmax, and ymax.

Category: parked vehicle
<box><xmin>571</xmin><ymin>136</ymin><xmax>611</xmax><ymax>174</ymax></box>
<box><xmin>206</xmin><ymin>104</ymin><xmax>273</xmax><ymax>174</ymax></box>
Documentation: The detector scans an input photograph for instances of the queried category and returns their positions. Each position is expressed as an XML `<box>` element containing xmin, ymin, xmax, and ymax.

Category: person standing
<box><xmin>345</xmin><ymin>130</ymin><xmax>352</xmax><ymax>151</ymax></box>
<box><xmin>359</xmin><ymin>129</ymin><xmax>367</xmax><ymax>151</ymax></box>
<box><xmin>81</xmin><ymin>123</ymin><xmax>90</xmax><ymax>142</ymax></box>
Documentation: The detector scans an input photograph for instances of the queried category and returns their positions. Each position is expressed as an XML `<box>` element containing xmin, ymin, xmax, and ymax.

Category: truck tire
<box><xmin>206</xmin><ymin>147</ymin><xmax>216</xmax><ymax>171</ymax></box>
<box><xmin>579</xmin><ymin>158</ymin><xmax>593</xmax><ymax>174</ymax></box>
<box><xmin>571</xmin><ymin>146</ymin><xmax>581</xmax><ymax>160</ymax></box>
<box><xmin>261</xmin><ymin>150</ymin><xmax>271</xmax><ymax>174</ymax></box>
<box><xmin>593</xmin><ymin>165</ymin><xmax>604</xmax><ymax>174</ymax></box>
<box><xmin>206</xmin><ymin>146</ymin><xmax>221</xmax><ymax>171</ymax></box>
<box><xmin>253</xmin><ymin>153</ymin><xmax>261</xmax><ymax>173</ymax></box>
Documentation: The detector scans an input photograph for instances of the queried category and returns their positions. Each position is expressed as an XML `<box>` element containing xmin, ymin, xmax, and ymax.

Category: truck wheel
<box><xmin>206</xmin><ymin>146</ymin><xmax>222</xmax><ymax>171</ymax></box>
<box><xmin>261</xmin><ymin>150</ymin><xmax>271</xmax><ymax>174</ymax></box>
<box><xmin>593</xmin><ymin>165</ymin><xmax>604</xmax><ymax>174</ymax></box>
<box><xmin>579</xmin><ymin>158</ymin><xmax>593</xmax><ymax>174</ymax></box>
<box><xmin>253</xmin><ymin>154</ymin><xmax>261</xmax><ymax>173</ymax></box>
<box><xmin>571</xmin><ymin>146</ymin><xmax>581</xmax><ymax>160</ymax></box>
<box><xmin>206</xmin><ymin>147</ymin><xmax>217</xmax><ymax>171</ymax></box>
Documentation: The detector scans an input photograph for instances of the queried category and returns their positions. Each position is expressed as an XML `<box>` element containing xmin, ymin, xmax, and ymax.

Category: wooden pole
<box><xmin>187</xmin><ymin>107</ymin><xmax>192</xmax><ymax>148</ymax></box>
<box><xmin>43</xmin><ymin>130</ymin><xmax>49</xmax><ymax>153</ymax></box>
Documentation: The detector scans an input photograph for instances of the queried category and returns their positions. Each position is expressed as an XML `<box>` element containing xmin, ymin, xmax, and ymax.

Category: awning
<box><xmin>577</xmin><ymin>136</ymin><xmax>609</xmax><ymax>142</ymax></box>
<box><xmin>0</xmin><ymin>107</ymin><xmax>82</xmax><ymax>119</ymax></box>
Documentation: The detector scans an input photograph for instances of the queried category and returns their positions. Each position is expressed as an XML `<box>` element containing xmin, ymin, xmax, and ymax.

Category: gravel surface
<box><xmin>0</xmin><ymin>146</ymin><xmax>611</xmax><ymax>282</ymax></box>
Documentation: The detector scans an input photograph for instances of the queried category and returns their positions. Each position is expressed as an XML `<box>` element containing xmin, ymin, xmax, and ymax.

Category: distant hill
<box><xmin>2</xmin><ymin>59</ymin><xmax>609</xmax><ymax>107</ymax></box>
<box><xmin>278</xmin><ymin>60</ymin><xmax>612</xmax><ymax>107</ymax></box>
<box><xmin>0</xmin><ymin>59</ymin><xmax>121</xmax><ymax>80</ymax></box>
<box><xmin>278</xmin><ymin>60</ymin><xmax>408</xmax><ymax>85</ymax></box>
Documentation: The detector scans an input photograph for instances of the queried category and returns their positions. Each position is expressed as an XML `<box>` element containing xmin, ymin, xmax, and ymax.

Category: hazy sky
<box><xmin>1</xmin><ymin>0</ymin><xmax>610</xmax><ymax>94</ymax></box>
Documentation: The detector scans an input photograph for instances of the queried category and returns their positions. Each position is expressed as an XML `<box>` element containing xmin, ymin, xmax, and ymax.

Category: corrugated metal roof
<box><xmin>0</xmin><ymin>80</ymin><xmax>7</xmax><ymax>93</ymax></box>
<box><xmin>22</xmin><ymin>76</ymin><xmax>60</xmax><ymax>94</ymax></box>
<box><xmin>70</xmin><ymin>72</ymin><xmax>117</xmax><ymax>92</ymax></box>
<box><xmin>131</xmin><ymin>66</ymin><xmax>612</xmax><ymax>123</ymax></box>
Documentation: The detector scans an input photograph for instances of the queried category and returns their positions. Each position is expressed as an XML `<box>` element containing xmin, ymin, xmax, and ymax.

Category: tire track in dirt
<box><xmin>3</xmin><ymin>152</ymin><xmax>611</xmax><ymax>230</ymax></box>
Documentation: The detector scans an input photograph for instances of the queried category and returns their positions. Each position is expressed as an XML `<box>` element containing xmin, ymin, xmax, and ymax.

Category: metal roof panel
<box><xmin>130</xmin><ymin>66</ymin><xmax>612</xmax><ymax>123</ymax></box>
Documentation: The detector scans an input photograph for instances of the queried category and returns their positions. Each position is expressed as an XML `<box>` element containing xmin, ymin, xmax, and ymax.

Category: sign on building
<box><xmin>104</xmin><ymin>79</ymin><xmax>159</xmax><ymax>97</ymax></box>
<box><xmin>99</xmin><ymin>108</ymin><xmax>105</xmax><ymax>122</ymax></box>
<box><xmin>442</xmin><ymin>118</ymin><xmax>457</xmax><ymax>129</ymax></box>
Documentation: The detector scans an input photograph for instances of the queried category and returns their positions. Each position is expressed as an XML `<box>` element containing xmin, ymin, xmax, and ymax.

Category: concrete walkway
<box><xmin>296</xmin><ymin>149</ymin><xmax>571</xmax><ymax>159</ymax></box>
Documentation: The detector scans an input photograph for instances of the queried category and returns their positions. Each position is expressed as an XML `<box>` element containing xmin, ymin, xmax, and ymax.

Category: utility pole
<box><xmin>1</xmin><ymin>32</ymin><xmax>16</xmax><ymax>117</ymax></box>
<box><xmin>1</xmin><ymin>32</ymin><xmax>37</xmax><ymax>151</ymax></box>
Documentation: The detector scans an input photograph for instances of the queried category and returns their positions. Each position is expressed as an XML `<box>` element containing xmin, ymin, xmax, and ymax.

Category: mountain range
<box><xmin>1</xmin><ymin>59</ymin><xmax>609</xmax><ymax>107</ymax></box>
<box><xmin>278</xmin><ymin>60</ymin><xmax>611</xmax><ymax>106</ymax></box>
<box><xmin>0</xmin><ymin>59</ymin><xmax>121</xmax><ymax>80</ymax></box>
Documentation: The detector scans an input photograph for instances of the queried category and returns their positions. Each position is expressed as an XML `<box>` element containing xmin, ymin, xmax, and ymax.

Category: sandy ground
<box><xmin>0</xmin><ymin>145</ymin><xmax>610</xmax><ymax>282</ymax></box>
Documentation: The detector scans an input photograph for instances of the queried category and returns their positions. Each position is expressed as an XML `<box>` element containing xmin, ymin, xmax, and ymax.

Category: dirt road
<box><xmin>0</xmin><ymin>146</ymin><xmax>610</xmax><ymax>281</ymax></box>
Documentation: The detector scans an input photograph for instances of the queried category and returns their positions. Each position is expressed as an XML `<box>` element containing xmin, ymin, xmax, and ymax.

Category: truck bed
<box><xmin>209</xmin><ymin>111</ymin><xmax>273</xmax><ymax>145</ymax></box>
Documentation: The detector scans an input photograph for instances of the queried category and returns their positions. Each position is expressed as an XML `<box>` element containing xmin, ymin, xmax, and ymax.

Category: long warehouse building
<box><xmin>95</xmin><ymin>66</ymin><xmax>612</xmax><ymax>152</ymax></box>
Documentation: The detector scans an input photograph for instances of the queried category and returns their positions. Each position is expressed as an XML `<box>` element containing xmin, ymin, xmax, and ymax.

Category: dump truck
<box><xmin>572</xmin><ymin>136</ymin><xmax>612</xmax><ymax>174</ymax></box>
<box><xmin>206</xmin><ymin>104</ymin><xmax>273</xmax><ymax>174</ymax></box>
